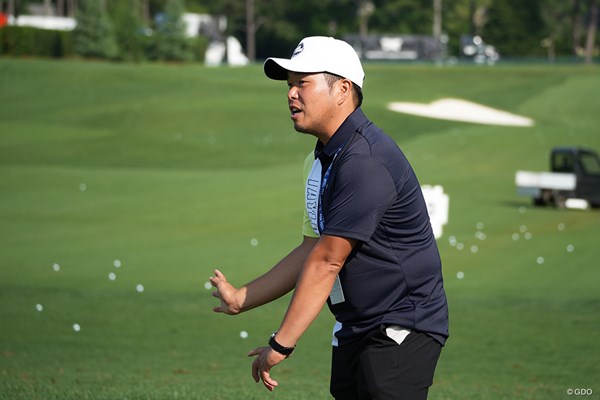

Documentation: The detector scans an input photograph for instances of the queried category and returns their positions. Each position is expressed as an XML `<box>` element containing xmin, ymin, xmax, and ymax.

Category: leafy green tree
<box><xmin>73</xmin><ymin>0</ymin><xmax>119</xmax><ymax>59</ymax></box>
<box><xmin>539</xmin><ymin>0</ymin><xmax>577</xmax><ymax>59</ymax></box>
<box><xmin>183</xmin><ymin>0</ymin><xmax>594</xmax><ymax>60</ymax></box>
<box><xmin>484</xmin><ymin>0</ymin><xmax>546</xmax><ymax>56</ymax></box>
<box><xmin>252</xmin><ymin>0</ymin><xmax>360</xmax><ymax>58</ymax></box>
<box><xmin>195</xmin><ymin>0</ymin><xmax>358</xmax><ymax>59</ymax></box>
<box><xmin>109</xmin><ymin>0</ymin><xmax>147</xmax><ymax>62</ymax></box>
<box><xmin>152</xmin><ymin>0</ymin><xmax>192</xmax><ymax>61</ymax></box>
<box><xmin>442</xmin><ymin>0</ymin><xmax>492</xmax><ymax>55</ymax></box>
<box><xmin>369</xmin><ymin>0</ymin><xmax>432</xmax><ymax>34</ymax></box>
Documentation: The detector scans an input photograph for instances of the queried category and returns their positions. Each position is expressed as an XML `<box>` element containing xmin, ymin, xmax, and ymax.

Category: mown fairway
<box><xmin>1</xmin><ymin>58</ymin><xmax>599</xmax><ymax>399</ymax></box>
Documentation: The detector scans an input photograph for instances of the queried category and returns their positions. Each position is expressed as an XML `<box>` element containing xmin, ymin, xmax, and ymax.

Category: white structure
<box><xmin>421</xmin><ymin>185</ymin><xmax>449</xmax><ymax>239</ymax></box>
<box><xmin>8</xmin><ymin>15</ymin><xmax>76</xmax><ymax>31</ymax></box>
<box><xmin>226</xmin><ymin>36</ymin><xmax>249</xmax><ymax>66</ymax></box>
<box><xmin>205</xmin><ymin>40</ymin><xmax>226</xmax><ymax>67</ymax></box>
<box><xmin>182</xmin><ymin>13</ymin><xmax>226</xmax><ymax>38</ymax></box>
<box><xmin>183</xmin><ymin>13</ymin><xmax>249</xmax><ymax>66</ymax></box>
<box><xmin>205</xmin><ymin>36</ymin><xmax>249</xmax><ymax>67</ymax></box>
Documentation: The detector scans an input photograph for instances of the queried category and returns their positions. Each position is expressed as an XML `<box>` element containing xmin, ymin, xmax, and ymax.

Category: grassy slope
<box><xmin>0</xmin><ymin>59</ymin><xmax>599</xmax><ymax>399</ymax></box>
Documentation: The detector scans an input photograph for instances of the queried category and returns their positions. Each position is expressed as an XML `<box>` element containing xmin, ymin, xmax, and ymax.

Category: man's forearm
<box><xmin>238</xmin><ymin>236</ymin><xmax>318</xmax><ymax>312</ymax></box>
<box><xmin>272</xmin><ymin>235</ymin><xmax>355</xmax><ymax>348</ymax></box>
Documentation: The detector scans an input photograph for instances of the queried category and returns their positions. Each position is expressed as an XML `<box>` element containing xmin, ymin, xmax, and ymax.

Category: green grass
<box><xmin>1</xmin><ymin>58</ymin><xmax>599</xmax><ymax>399</ymax></box>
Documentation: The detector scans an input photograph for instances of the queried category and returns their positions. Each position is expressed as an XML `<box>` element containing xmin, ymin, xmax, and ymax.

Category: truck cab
<box><xmin>551</xmin><ymin>147</ymin><xmax>600</xmax><ymax>207</ymax></box>
<box><xmin>515</xmin><ymin>147</ymin><xmax>600</xmax><ymax>209</ymax></box>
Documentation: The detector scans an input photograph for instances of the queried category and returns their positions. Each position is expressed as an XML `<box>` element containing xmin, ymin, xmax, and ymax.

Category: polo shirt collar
<box><xmin>314</xmin><ymin>107</ymin><xmax>368</xmax><ymax>162</ymax></box>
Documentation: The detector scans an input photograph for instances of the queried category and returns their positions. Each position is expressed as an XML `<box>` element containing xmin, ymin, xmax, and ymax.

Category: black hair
<box><xmin>323</xmin><ymin>72</ymin><xmax>363</xmax><ymax>108</ymax></box>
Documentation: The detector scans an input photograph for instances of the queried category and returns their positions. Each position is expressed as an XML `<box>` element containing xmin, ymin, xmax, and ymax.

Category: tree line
<box><xmin>1</xmin><ymin>0</ymin><xmax>597</xmax><ymax>63</ymax></box>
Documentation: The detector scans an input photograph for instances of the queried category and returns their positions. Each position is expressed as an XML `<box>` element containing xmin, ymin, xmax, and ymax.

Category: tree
<box><xmin>109</xmin><ymin>0</ymin><xmax>146</xmax><ymax>62</ymax></box>
<box><xmin>437</xmin><ymin>0</ymin><xmax>493</xmax><ymax>55</ymax></box>
<box><xmin>246</xmin><ymin>0</ymin><xmax>255</xmax><ymax>62</ymax></box>
<box><xmin>584</xmin><ymin>0</ymin><xmax>598</xmax><ymax>63</ymax></box>
<box><xmin>369</xmin><ymin>0</ymin><xmax>433</xmax><ymax>35</ymax></box>
<box><xmin>152</xmin><ymin>0</ymin><xmax>192</xmax><ymax>61</ymax></box>
<box><xmin>484</xmin><ymin>0</ymin><xmax>546</xmax><ymax>56</ymax></box>
<box><xmin>73</xmin><ymin>0</ymin><xmax>118</xmax><ymax>59</ymax></box>
<box><xmin>66</xmin><ymin>0</ymin><xmax>78</xmax><ymax>17</ymax></box>
<box><xmin>539</xmin><ymin>0</ymin><xmax>574</xmax><ymax>61</ymax></box>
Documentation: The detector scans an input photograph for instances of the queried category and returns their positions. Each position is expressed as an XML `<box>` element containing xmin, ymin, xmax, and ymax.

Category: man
<box><xmin>210</xmin><ymin>36</ymin><xmax>449</xmax><ymax>400</ymax></box>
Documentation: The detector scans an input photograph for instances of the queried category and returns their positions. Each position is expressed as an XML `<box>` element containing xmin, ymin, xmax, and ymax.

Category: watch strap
<box><xmin>269</xmin><ymin>333</ymin><xmax>295</xmax><ymax>357</ymax></box>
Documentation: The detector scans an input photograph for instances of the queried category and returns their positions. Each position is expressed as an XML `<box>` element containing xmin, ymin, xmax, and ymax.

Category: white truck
<box><xmin>515</xmin><ymin>147</ymin><xmax>600</xmax><ymax>209</ymax></box>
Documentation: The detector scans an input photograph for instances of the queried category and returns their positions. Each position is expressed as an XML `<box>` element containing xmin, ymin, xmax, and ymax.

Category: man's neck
<box><xmin>314</xmin><ymin>107</ymin><xmax>357</xmax><ymax>145</ymax></box>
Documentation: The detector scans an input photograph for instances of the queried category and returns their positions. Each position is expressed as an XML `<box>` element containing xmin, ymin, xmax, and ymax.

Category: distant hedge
<box><xmin>0</xmin><ymin>26</ymin><xmax>208</xmax><ymax>62</ymax></box>
<box><xmin>0</xmin><ymin>26</ymin><xmax>74</xmax><ymax>58</ymax></box>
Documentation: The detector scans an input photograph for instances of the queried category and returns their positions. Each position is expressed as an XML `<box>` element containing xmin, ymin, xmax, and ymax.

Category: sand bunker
<box><xmin>387</xmin><ymin>98</ymin><xmax>534</xmax><ymax>127</ymax></box>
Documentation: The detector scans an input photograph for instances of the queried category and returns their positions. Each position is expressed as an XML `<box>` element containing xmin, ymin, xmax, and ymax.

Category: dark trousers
<box><xmin>330</xmin><ymin>328</ymin><xmax>442</xmax><ymax>400</ymax></box>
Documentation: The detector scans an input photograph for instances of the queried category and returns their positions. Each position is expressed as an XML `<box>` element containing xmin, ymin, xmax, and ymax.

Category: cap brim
<box><xmin>264</xmin><ymin>57</ymin><xmax>326</xmax><ymax>81</ymax></box>
<box><xmin>264</xmin><ymin>58</ymin><xmax>291</xmax><ymax>81</ymax></box>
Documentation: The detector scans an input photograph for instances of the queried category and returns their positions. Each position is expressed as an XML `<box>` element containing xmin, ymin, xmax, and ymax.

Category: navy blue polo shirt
<box><xmin>313</xmin><ymin>107</ymin><xmax>449</xmax><ymax>346</ymax></box>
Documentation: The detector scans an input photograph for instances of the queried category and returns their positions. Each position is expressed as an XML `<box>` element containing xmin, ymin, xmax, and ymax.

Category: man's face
<box><xmin>286</xmin><ymin>72</ymin><xmax>337</xmax><ymax>136</ymax></box>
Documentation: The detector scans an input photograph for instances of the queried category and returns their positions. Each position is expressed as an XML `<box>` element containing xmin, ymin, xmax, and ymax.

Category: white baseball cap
<box><xmin>264</xmin><ymin>36</ymin><xmax>365</xmax><ymax>88</ymax></box>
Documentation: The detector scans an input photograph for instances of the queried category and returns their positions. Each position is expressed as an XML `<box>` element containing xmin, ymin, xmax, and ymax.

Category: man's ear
<box><xmin>336</xmin><ymin>79</ymin><xmax>353</xmax><ymax>105</ymax></box>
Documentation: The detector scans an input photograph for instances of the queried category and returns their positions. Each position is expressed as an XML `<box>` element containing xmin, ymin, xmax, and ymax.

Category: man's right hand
<box><xmin>210</xmin><ymin>269</ymin><xmax>242</xmax><ymax>315</ymax></box>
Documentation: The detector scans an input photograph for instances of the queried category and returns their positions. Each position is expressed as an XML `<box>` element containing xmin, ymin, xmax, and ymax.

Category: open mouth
<box><xmin>290</xmin><ymin>107</ymin><xmax>303</xmax><ymax>119</ymax></box>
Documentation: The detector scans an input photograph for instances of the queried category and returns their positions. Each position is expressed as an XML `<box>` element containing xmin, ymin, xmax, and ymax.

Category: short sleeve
<box><xmin>322</xmin><ymin>155</ymin><xmax>396</xmax><ymax>242</ymax></box>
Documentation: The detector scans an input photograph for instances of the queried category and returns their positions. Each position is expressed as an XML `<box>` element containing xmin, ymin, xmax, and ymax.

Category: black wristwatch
<box><xmin>269</xmin><ymin>332</ymin><xmax>296</xmax><ymax>357</ymax></box>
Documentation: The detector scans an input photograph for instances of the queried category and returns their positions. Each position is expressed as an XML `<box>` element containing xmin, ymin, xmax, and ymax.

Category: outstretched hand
<box><xmin>209</xmin><ymin>269</ymin><xmax>241</xmax><ymax>315</ymax></box>
<box><xmin>248</xmin><ymin>346</ymin><xmax>287</xmax><ymax>391</ymax></box>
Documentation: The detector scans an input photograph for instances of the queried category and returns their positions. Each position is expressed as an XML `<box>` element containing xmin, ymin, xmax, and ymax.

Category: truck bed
<box><xmin>515</xmin><ymin>171</ymin><xmax>576</xmax><ymax>196</ymax></box>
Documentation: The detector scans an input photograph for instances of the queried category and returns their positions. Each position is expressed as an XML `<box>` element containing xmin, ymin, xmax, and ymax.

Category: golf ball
<box><xmin>113</xmin><ymin>259</ymin><xmax>122</xmax><ymax>268</ymax></box>
<box><xmin>456</xmin><ymin>271</ymin><xmax>465</xmax><ymax>280</ymax></box>
<box><xmin>108</xmin><ymin>272</ymin><xmax>116</xmax><ymax>281</ymax></box>
<box><xmin>136</xmin><ymin>284</ymin><xmax>144</xmax><ymax>293</ymax></box>
<box><xmin>566</xmin><ymin>244</ymin><xmax>574</xmax><ymax>253</ymax></box>
<box><xmin>240</xmin><ymin>330</ymin><xmax>249</xmax><ymax>339</ymax></box>
<box><xmin>79</xmin><ymin>183</ymin><xmax>87</xmax><ymax>192</ymax></box>
<box><xmin>536</xmin><ymin>256</ymin><xmax>545</xmax><ymax>265</ymax></box>
<box><xmin>204</xmin><ymin>282</ymin><xmax>212</xmax><ymax>290</ymax></box>
<box><xmin>250</xmin><ymin>238</ymin><xmax>259</xmax><ymax>247</ymax></box>
<box><xmin>448</xmin><ymin>236</ymin><xmax>457</xmax><ymax>247</ymax></box>
<box><xmin>36</xmin><ymin>304</ymin><xmax>43</xmax><ymax>312</ymax></box>
<box><xmin>73</xmin><ymin>323</ymin><xmax>81</xmax><ymax>332</ymax></box>
<box><xmin>52</xmin><ymin>263</ymin><xmax>60</xmax><ymax>272</ymax></box>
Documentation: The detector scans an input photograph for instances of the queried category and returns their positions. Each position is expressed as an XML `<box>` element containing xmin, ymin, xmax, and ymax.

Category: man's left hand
<box><xmin>247</xmin><ymin>346</ymin><xmax>287</xmax><ymax>391</ymax></box>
